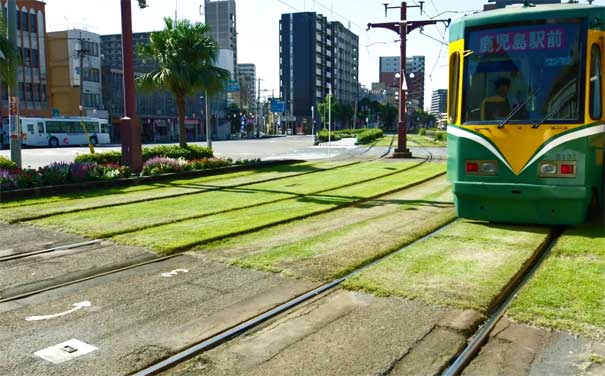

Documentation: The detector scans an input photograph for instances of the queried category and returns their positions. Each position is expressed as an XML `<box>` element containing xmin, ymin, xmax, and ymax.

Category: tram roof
<box><xmin>450</xmin><ymin>3</ymin><xmax>605</xmax><ymax>42</ymax></box>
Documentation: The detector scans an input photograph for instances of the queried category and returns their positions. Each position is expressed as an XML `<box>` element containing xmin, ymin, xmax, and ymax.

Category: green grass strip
<box><xmin>374</xmin><ymin>134</ymin><xmax>446</xmax><ymax>148</ymax></box>
<box><xmin>343</xmin><ymin>221</ymin><xmax>550</xmax><ymax>313</ymax></box>
<box><xmin>213</xmin><ymin>176</ymin><xmax>455</xmax><ymax>281</ymax></box>
<box><xmin>31</xmin><ymin>161</ymin><xmax>424</xmax><ymax>238</ymax></box>
<box><xmin>508</xmin><ymin>222</ymin><xmax>605</xmax><ymax>341</ymax></box>
<box><xmin>2</xmin><ymin>161</ymin><xmax>354</xmax><ymax>223</ymax></box>
<box><xmin>111</xmin><ymin>163</ymin><xmax>446</xmax><ymax>253</ymax></box>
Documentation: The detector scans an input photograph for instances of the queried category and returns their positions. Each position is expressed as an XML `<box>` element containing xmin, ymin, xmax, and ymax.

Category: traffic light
<box><xmin>137</xmin><ymin>0</ymin><xmax>148</xmax><ymax>9</ymax></box>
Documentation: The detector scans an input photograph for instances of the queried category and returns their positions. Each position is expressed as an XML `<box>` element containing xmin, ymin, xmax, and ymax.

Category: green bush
<box><xmin>142</xmin><ymin>145</ymin><xmax>213</xmax><ymax>161</ymax></box>
<box><xmin>317</xmin><ymin>129</ymin><xmax>342</xmax><ymax>143</ymax></box>
<box><xmin>74</xmin><ymin>145</ymin><xmax>214</xmax><ymax>165</ymax></box>
<box><xmin>434</xmin><ymin>131</ymin><xmax>447</xmax><ymax>142</ymax></box>
<box><xmin>356</xmin><ymin>129</ymin><xmax>384</xmax><ymax>145</ymax></box>
<box><xmin>418</xmin><ymin>128</ymin><xmax>427</xmax><ymax>136</ymax></box>
<box><xmin>0</xmin><ymin>156</ymin><xmax>17</xmax><ymax>170</ymax></box>
<box><xmin>74</xmin><ymin>151</ymin><xmax>122</xmax><ymax>165</ymax></box>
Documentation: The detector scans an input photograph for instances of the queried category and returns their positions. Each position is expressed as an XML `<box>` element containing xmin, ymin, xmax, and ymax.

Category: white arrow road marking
<box><xmin>161</xmin><ymin>269</ymin><xmax>189</xmax><ymax>278</ymax></box>
<box><xmin>25</xmin><ymin>301</ymin><xmax>92</xmax><ymax>321</ymax></box>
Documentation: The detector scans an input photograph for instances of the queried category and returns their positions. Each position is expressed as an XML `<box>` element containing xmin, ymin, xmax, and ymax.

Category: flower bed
<box><xmin>0</xmin><ymin>156</ymin><xmax>261</xmax><ymax>191</ymax></box>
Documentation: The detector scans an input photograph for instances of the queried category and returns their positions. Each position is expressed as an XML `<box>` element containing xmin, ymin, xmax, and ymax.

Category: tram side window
<box><xmin>589</xmin><ymin>44</ymin><xmax>602</xmax><ymax>120</ymax></box>
<box><xmin>449</xmin><ymin>52</ymin><xmax>461</xmax><ymax>123</ymax></box>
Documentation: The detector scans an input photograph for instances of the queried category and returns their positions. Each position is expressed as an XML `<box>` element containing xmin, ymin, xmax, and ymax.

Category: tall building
<box><xmin>205</xmin><ymin>0</ymin><xmax>237</xmax><ymax>78</ymax></box>
<box><xmin>100</xmin><ymin>33</ymin><xmax>230</xmax><ymax>142</ymax></box>
<box><xmin>237</xmin><ymin>63</ymin><xmax>256</xmax><ymax>110</ymax></box>
<box><xmin>379</xmin><ymin>55</ymin><xmax>425</xmax><ymax>112</ymax></box>
<box><xmin>47</xmin><ymin>29</ymin><xmax>104</xmax><ymax>118</ymax></box>
<box><xmin>0</xmin><ymin>0</ymin><xmax>50</xmax><ymax>127</ymax></box>
<box><xmin>431</xmin><ymin>89</ymin><xmax>447</xmax><ymax>116</ymax></box>
<box><xmin>279</xmin><ymin>12</ymin><xmax>359</xmax><ymax>129</ymax></box>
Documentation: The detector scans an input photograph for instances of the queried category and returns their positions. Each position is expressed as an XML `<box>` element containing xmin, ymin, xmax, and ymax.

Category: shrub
<box><xmin>0</xmin><ymin>156</ymin><xmax>17</xmax><ymax>170</ymax></box>
<box><xmin>188</xmin><ymin>157</ymin><xmax>232</xmax><ymax>171</ymax></box>
<box><xmin>39</xmin><ymin>162</ymin><xmax>71</xmax><ymax>186</ymax></box>
<box><xmin>356</xmin><ymin>129</ymin><xmax>384</xmax><ymax>145</ymax></box>
<box><xmin>0</xmin><ymin>169</ymin><xmax>16</xmax><ymax>190</ymax></box>
<box><xmin>13</xmin><ymin>169</ymin><xmax>41</xmax><ymax>189</ymax></box>
<box><xmin>99</xmin><ymin>164</ymin><xmax>131</xmax><ymax>179</ymax></box>
<box><xmin>418</xmin><ymin>128</ymin><xmax>427</xmax><ymax>136</ymax></box>
<box><xmin>69</xmin><ymin>162</ymin><xmax>103</xmax><ymax>182</ymax></box>
<box><xmin>74</xmin><ymin>151</ymin><xmax>122</xmax><ymax>165</ymax></box>
<box><xmin>434</xmin><ymin>131</ymin><xmax>447</xmax><ymax>142</ymax></box>
<box><xmin>142</xmin><ymin>145</ymin><xmax>213</xmax><ymax>161</ymax></box>
<box><xmin>317</xmin><ymin>129</ymin><xmax>342</xmax><ymax>143</ymax></box>
<box><xmin>141</xmin><ymin>157</ymin><xmax>184</xmax><ymax>176</ymax></box>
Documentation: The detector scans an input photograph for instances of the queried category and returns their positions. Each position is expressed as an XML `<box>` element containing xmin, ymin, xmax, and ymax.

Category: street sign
<box><xmin>227</xmin><ymin>80</ymin><xmax>240</xmax><ymax>93</ymax></box>
<box><xmin>270</xmin><ymin>100</ymin><xmax>286</xmax><ymax>113</ymax></box>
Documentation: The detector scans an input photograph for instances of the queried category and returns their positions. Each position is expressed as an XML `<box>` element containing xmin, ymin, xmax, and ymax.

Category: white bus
<box><xmin>1</xmin><ymin>117</ymin><xmax>111</xmax><ymax>147</ymax></box>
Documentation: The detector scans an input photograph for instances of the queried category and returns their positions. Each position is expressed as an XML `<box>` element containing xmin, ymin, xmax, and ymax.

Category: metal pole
<box><xmin>78</xmin><ymin>35</ymin><xmax>94</xmax><ymax>154</ymax></box>
<box><xmin>120</xmin><ymin>0</ymin><xmax>142</xmax><ymax>171</ymax></box>
<box><xmin>7</xmin><ymin>0</ymin><xmax>21</xmax><ymax>168</ymax></box>
<box><xmin>311</xmin><ymin>106</ymin><xmax>315</xmax><ymax>143</ymax></box>
<box><xmin>393</xmin><ymin>2</ymin><xmax>412</xmax><ymax>158</ymax></box>
<box><xmin>328</xmin><ymin>89</ymin><xmax>332</xmax><ymax>160</ymax></box>
<box><xmin>205</xmin><ymin>90</ymin><xmax>211</xmax><ymax>148</ymax></box>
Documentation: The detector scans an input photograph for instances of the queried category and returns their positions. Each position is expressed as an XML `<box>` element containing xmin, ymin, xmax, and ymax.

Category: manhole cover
<box><xmin>34</xmin><ymin>339</ymin><xmax>98</xmax><ymax>364</ymax></box>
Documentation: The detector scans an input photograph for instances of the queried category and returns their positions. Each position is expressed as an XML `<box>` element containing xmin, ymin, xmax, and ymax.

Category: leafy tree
<box><xmin>137</xmin><ymin>18</ymin><xmax>230</xmax><ymax>147</ymax></box>
<box><xmin>380</xmin><ymin>103</ymin><xmax>398</xmax><ymax>131</ymax></box>
<box><xmin>318</xmin><ymin>95</ymin><xmax>354</xmax><ymax>129</ymax></box>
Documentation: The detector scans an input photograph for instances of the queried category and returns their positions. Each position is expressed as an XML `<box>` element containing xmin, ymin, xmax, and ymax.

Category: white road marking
<box><xmin>25</xmin><ymin>301</ymin><xmax>92</xmax><ymax>321</ymax></box>
<box><xmin>161</xmin><ymin>269</ymin><xmax>189</xmax><ymax>277</ymax></box>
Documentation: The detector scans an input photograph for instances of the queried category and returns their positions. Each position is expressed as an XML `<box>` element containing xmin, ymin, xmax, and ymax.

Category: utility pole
<box><xmin>256</xmin><ymin>77</ymin><xmax>263</xmax><ymax>138</ymax></box>
<box><xmin>367</xmin><ymin>1</ymin><xmax>450</xmax><ymax>158</ymax></box>
<box><xmin>7</xmin><ymin>0</ymin><xmax>20</xmax><ymax>168</ymax></box>
<box><xmin>204</xmin><ymin>90</ymin><xmax>211</xmax><ymax>148</ymax></box>
<box><xmin>77</xmin><ymin>34</ymin><xmax>95</xmax><ymax>154</ymax></box>
<box><xmin>328</xmin><ymin>86</ymin><xmax>332</xmax><ymax>160</ymax></box>
<box><xmin>120</xmin><ymin>0</ymin><xmax>143</xmax><ymax>172</ymax></box>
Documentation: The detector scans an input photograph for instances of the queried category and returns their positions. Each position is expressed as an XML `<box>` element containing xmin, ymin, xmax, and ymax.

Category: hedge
<box><xmin>0</xmin><ymin>156</ymin><xmax>17</xmax><ymax>170</ymax></box>
<box><xmin>75</xmin><ymin>145</ymin><xmax>214</xmax><ymax>164</ymax></box>
<box><xmin>356</xmin><ymin>129</ymin><xmax>383</xmax><ymax>144</ymax></box>
<box><xmin>317</xmin><ymin>129</ymin><xmax>342</xmax><ymax>143</ymax></box>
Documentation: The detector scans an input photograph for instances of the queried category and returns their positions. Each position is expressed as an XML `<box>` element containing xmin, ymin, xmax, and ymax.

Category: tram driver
<box><xmin>481</xmin><ymin>77</ymin><xmax>511</xmax><ymax>120</ymax></box>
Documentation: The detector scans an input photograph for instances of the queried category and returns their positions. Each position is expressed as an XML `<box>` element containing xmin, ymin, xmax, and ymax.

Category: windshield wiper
<box><xmin>497</xmin><ymin>88</ymin><xmax>539</xmax><ymax>129</ymax></box>
<box><xmin>532</xmin><ymin>104</ymin><xmax>561</xmax><ymax>128</ymax></box>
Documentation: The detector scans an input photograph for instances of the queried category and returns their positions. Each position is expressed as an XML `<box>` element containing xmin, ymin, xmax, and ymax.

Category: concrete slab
<box><xmin>165</xmin><ymin>290</ymin><xmax>463</xmax><ymax>376</ymax></box>
<box><xmin>463</xmin><ymin>319</ymin><xmax>605</xmax><ymax>376</ymax></box>
<box><xmin>0</xmin><ymin>222</ymin><xmax>86</xmax><ymax>258</ymax></box>
<box><xmin>0</xmin><ymin>255</ymin><xmax>317</xmax><ymax>376</ymax></box>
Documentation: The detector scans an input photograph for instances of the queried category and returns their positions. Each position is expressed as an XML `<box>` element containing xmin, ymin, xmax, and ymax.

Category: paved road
<box><xmin>0</xmin><ymin>135</ymin><xmax>443</xmax><ymax>169</ymax></box>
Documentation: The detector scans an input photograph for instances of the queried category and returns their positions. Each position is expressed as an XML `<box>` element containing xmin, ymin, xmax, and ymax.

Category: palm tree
<box><xmin>137</xmin><ymin>18</ymin><xmax>230</xmax><ymax>148</ymax></box>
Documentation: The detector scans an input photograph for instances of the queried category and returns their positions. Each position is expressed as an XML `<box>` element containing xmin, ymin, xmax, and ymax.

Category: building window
<box><xmin>31</xmin><ymin>49</ymin><xmax>39</xmax><ymax>68</ymax></box>
<box><xmin>21</xmin><ymin>10</ymin><xmax>28</xmax><ymax>32</ymax></box>
<box><xmin>82</xmin><ymin>68</ymin><xmax>100</xmax><ymax>83</ymax></box>
<box><xmin>29</xmin><ymin>13</ymin><xmax>36</xmax><ymax>33</ymax></box>
<box><xmin>589</xmin><ymin>44</ymin><xmax>602</xmax><ymax>120</ymax></box>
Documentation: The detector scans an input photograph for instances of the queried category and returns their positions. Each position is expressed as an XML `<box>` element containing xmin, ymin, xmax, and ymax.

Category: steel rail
<box><xmin>442</xmin><ymin>227</ymin><xmax>564</xmax><ymax>376</ymax></box>
<box><xmin>135</xmin><ymin>188</ymin><xmax>456</xmax><ymax>376</ymax></box>
<box><xmin>0</xmin><ymin>239</ymin><xmax>103</xmax><ymax>262</ymax></box>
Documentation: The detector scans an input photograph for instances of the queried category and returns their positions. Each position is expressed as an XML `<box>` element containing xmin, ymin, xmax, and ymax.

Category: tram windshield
<box><xmin>462</xmin><ymin>22</ymin><xmax>585</xmax><ymax>125</ymax></box>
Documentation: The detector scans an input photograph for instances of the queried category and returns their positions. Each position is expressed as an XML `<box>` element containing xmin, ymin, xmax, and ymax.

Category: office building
<box><xmin>431</xmin><ymin>89</ymin><xmax>447</xmax><ymax>116</ymax></box>
<box><xmin>237</xmin><ymin>63</ymin><xmax>256</xmax><ymax>110</ymax></box>
<box><xmin>379</xmin><ymin>55</ymin><xmax>425</xmax><ymax>113</ymax></box>
<box><xmin>0</xmin><ymin>0</ymin><xmax>50</xmax><ymax>126</ymax></box>
<box><xmin>205</xmin><ymin>0</ymin><xmax>237</xmax><ymax>78</ymax></box>
<box><xmin>47</xmin><ymin>29</ymin><xmax>105</xmax><ymax>118</ymax></box>
<box><xmin>279</xmin><ymin>12</ymin><xmax>359</xmax><ymax>130</ymax></box>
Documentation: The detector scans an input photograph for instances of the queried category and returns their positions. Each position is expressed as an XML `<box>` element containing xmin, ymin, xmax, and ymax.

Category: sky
<box><xmin>45</xmin><ymin>0</ymin><xmax>492</xmax><ymax>108</ymax></box>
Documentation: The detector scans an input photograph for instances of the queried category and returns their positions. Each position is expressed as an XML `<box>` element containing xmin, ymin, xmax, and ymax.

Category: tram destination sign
<box><xmin>476</xmin><ymin>26</ymin><xmax>566</xmax><ymax>54</ymax></box>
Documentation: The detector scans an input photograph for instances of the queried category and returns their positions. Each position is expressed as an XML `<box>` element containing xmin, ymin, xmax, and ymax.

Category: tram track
<box><xmin>442</xmin><ymin>227</ymin><xmax>564</xmax><ymax>376</ymax></box>
<box><xmin>1</xmin><ymin>152</ymin><xmax>440</xmax><ymax>305</ymax></box>
<box><xmin>0</xmin><ymin>239</ymin><xmax>103</xmax><ymax>263</ymax></box>
<box><xmin>132</xmin><ymin>214</ymin><xmax>455</xmax><ymax>376</ymax></box>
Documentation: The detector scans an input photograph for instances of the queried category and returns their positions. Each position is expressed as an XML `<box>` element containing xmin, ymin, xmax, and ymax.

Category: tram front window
<box><xmin>463</xmin><ymin>22</ymin><xmax>585</xmax><ymax>124</ymax></box>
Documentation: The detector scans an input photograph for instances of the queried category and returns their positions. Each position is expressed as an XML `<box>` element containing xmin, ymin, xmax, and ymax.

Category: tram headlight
<box><xmin>539</xmin><ymin>163</ymin><xmax>558</xmax><ymax>175</ymax></box>
<box><xmin>465</xmin><ymin>160</ymin><xmax>498</xmax><ymax>176</ymax></box>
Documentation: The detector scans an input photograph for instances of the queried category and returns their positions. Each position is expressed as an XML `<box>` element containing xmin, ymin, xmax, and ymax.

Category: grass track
<box><xmin>343</xmin><ymin>221</ymin><xmax>550</xmax><ymax>312</ymax></box>
<box><xmin>206</xmin><ymin>176</ymin><xmax>455</xmax><ymax>281</ymax></box>
<box><xmin>1</xmin><ymin>161</ymin><xmax>355</xmax><ymax>223</ymax></box>
<box><xmin>31</xmin><ymin>161</ymin><xmax>429</xmax><ymax>238</ymax></box>
<box><xmin>508</xmin><ymin>221</ymin><xmax>605</xmax><ymax>341</ymax></box>
<box><xmin>111</xmin><ymin>163</ymin><xmax>446</xmax><ymax>253</ymax></box>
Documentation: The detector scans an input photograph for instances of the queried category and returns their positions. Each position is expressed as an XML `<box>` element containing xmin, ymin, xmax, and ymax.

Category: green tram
<box><xmin>447</xmin><ymin>3</ymin><xmax>605</xmax><ymax>225</ymax></box>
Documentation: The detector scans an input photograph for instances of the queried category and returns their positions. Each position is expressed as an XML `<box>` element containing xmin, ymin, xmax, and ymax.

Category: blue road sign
<box><xmin>270</xmin><ymin>100</ymin><xmax>286</xmax><ymax>113</ymax></box>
